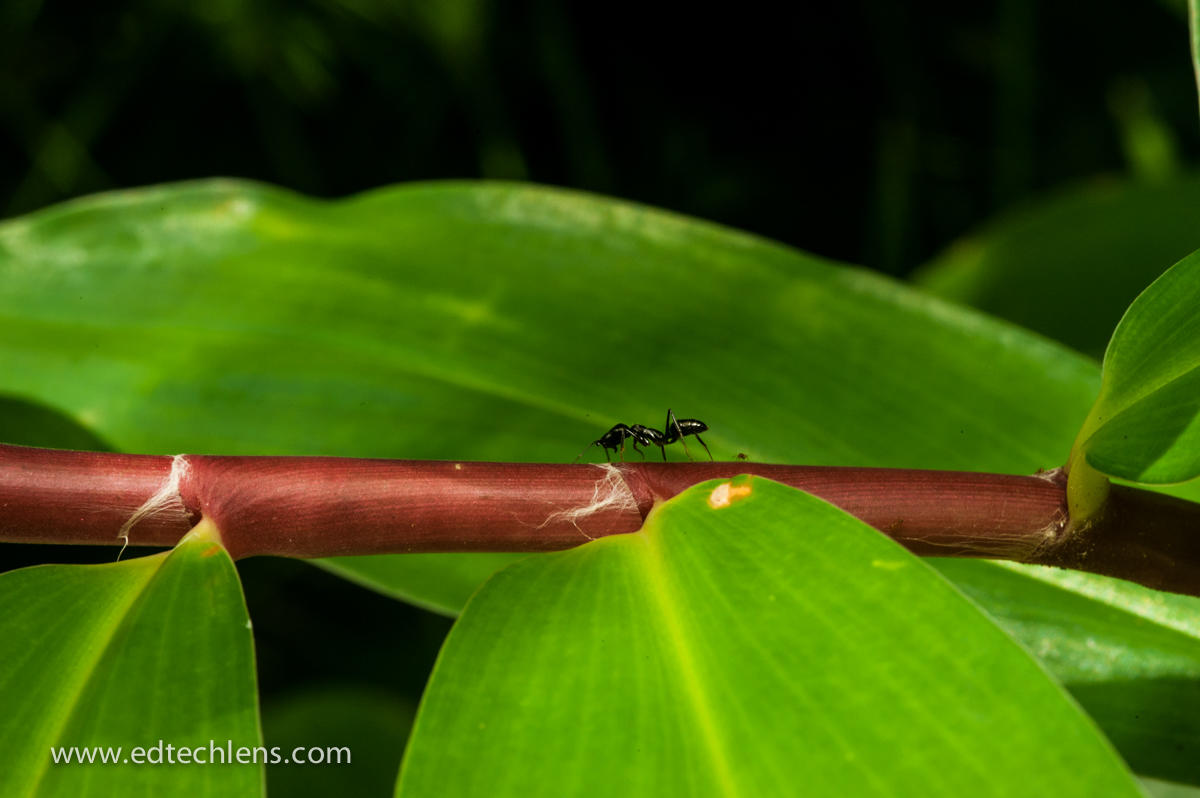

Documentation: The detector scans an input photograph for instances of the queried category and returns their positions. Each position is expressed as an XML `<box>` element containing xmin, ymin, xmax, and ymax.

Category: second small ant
<box><xmin>575</xmin><ymin>409</ymin><xmax>712</xmax><ymax>462</ymax></box>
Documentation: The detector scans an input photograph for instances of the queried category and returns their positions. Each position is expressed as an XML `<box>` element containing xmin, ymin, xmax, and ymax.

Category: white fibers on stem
<box><xmin>116</xmin><ymin>454</ymin><xmax>191</xmax><ymax>561</ymax></box>
<box><xmin>539</xmin><ymin>463</ymin><xmax>639</xmax><ymax>540</ymax></box>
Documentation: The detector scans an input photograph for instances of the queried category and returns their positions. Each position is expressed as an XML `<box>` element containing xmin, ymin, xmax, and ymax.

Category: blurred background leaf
<box><xmin>933</xmin><ymin>558</ymin><xmax>1200</xmax><ymax>788</ymax></box>
<box><xmin>3</xmin><ymin>180</ymin><xmax>1200</xmax><ymax>791</ymax></box>
<box><xmin>913</xmin><ymin>176</ymin><xmax>1200</xmax><ymax>358</ymax></box>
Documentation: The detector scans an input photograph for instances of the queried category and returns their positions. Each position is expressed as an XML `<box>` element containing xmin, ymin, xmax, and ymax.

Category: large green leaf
<box><xmin>1071</xmin><ymin>248</ymin><xmax>1200</xmax><ymax>484</ymax></box>
<box><xmin>2</xmin><ymin>180</ymin><xmax>1197</xmax><ymax>787</ymax></box>
<box><xmin>0</xmin><ymin>179</ymin><xmax>1100</xmax><ymax>466</ymax></box>
<box><xmin>912</xmin><ymin>176</ymin><xmax>1200</xmax><ymax>359</ymax></box>
<box><xmin>0</xmin><ymin>527</ymin><xmax>261</xmax><ymax>797</ymax></box>
<box><xmin>0</xmin><ymin>178</ymin><xmax>1102</xmax><ymax>604</ymax></box>
<box><xmin>397</xmin><ymin>478</ymin><xmax>1142</xmax><ymax>797</ymax></box>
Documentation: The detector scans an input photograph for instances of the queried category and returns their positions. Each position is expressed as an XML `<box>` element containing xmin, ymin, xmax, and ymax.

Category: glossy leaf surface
<box><xmin>0</xmin><ymin>530</ymin><xmax>261</xmax><ymax>797</ymax></box>
<box><xmin>913</xmin><ymin>176</ymin><xmax>1200</xmax><ymax>359</ymax></box>
<box><xmin>1072</xmin><ymin>249</ymin><xmax>1200</xmax><ymax>483</ymax></box>
<box><xmin>0</xmin><ymin>179</ymin><xmax>1102</xmax><ymax>605</ymax></box>
<box><xmin>2</xmin><ymin>180</ymin><xmax>1197</xmax><ymax>789</ymax></box>
<box><xmin>397</xmin><ymin>478</ymin><xmax>1141</xmax><ymax>797</ymax></box>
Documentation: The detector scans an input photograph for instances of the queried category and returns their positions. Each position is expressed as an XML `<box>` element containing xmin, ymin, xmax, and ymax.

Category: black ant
<box><xmin>573</xmin><ymin>423</ymin><xmax>653</xmax><ymax>463</ymax></box>
<box><xmin>575</xmin><ymin>409</ymin><xmax>712</xmax><ymax>462</ymax></box>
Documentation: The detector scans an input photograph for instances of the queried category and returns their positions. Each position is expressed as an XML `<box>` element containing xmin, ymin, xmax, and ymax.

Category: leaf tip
<box><xmin>179</xmin><ymin>516</ymin><xmax>228</xmax><ymax>554</ymax></box>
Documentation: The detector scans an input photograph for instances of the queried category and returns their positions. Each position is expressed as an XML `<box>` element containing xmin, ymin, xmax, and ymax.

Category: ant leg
<box><xmin>666</xmin><ymin>408</ymin><xmax>693</xmax><ymax>460</ymax></box>
<box><xmin>694</xmin><ymin>433</ymin><xmax>713</xmax><ymax>461</ymax></box>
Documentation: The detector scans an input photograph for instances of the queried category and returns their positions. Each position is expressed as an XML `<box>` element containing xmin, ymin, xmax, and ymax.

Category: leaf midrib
<box><xmin>634</xmin><ymin>528</ymin><xmax>741</xmax><ymax>798</ymax></box>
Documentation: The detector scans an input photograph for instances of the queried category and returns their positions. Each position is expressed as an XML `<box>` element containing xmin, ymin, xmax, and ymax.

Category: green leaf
<box><xmin>2</xmin><ymin>180</ymin><xmax>1196</xmax><ymax>787</ymax></box>
<box><xmin>397</xmin><ymin>478</ymin><xmax>1142</xmax><ymax>797</ymax></box>
<box><xmin>0</xmin><ymin>179</ymin><xmax>1103</xmax><ymax>610</ymax></box>
<box><xmin>5</xmin><ymin>179</ymin><xmax>1200</xmax><ymax>790</ymax></box>
<box><xmin>932</xmin><ymin>558</ymin><xmax>1200</xmax><ymax>787</ymax></box>
<box><xmin>1191</xmin><ymin>0</ymin><xmax>1200</xmax><ymax>126</ymax></box>
<box><xmin>913</xmin><ymin>176</ymin><xmax>1200</xmax><ymax>359</ymax></box>
<box><xmin>1071</xmin><ymin>248</ymin><xmax>1200</xmax><ymax>484</ymax></box>
<box><xmin>0</xmin><ymin>528</ymin><xmax>262</xmax><ymax>797</ymax></box>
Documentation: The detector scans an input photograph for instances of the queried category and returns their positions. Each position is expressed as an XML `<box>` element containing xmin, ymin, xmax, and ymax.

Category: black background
<box><xmin>3</xmin><ymin>1</ymin><xmax>1196</xmax><ymax>275</ymax></box>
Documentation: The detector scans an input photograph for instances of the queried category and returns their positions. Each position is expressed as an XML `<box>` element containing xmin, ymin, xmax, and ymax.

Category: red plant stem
<box><xmin>2</xmin><ymin>443</ymin><xmax>1199</xmax><ymax>595</ymax></box>
<box><xmin>2</xmin><ymin>442</ymin><xmax>1061</xmax><ymax>557</ymax></box>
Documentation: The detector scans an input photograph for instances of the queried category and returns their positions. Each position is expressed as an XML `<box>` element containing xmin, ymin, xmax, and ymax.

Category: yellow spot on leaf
<box><xmin>708</xmin><ymin>481</ymin><xmax>753</xmax><ymax>509</ymax></box>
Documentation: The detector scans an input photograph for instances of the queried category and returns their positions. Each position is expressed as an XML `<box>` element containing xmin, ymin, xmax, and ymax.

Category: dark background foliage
<box><xmin>3</xmin><ymin>0</ymin><xmax>1196</xmax><ymax>275</ymax></box>
<box><xmin>2</xmin><ymin>1</ymin><xmax>1197</xmax><ymax>792</ymax></box>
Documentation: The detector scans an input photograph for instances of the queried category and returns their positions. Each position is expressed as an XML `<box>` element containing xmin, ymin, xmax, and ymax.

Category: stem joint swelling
<box><xmin>116</xmin><ymin>454</ymin><xmax>194</xmax><ymax>559</ymax></box>
<box><xmin>2</xmin><ymin>443</ymin><xmax>1200</xmax><ymax>596</ymax></box>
